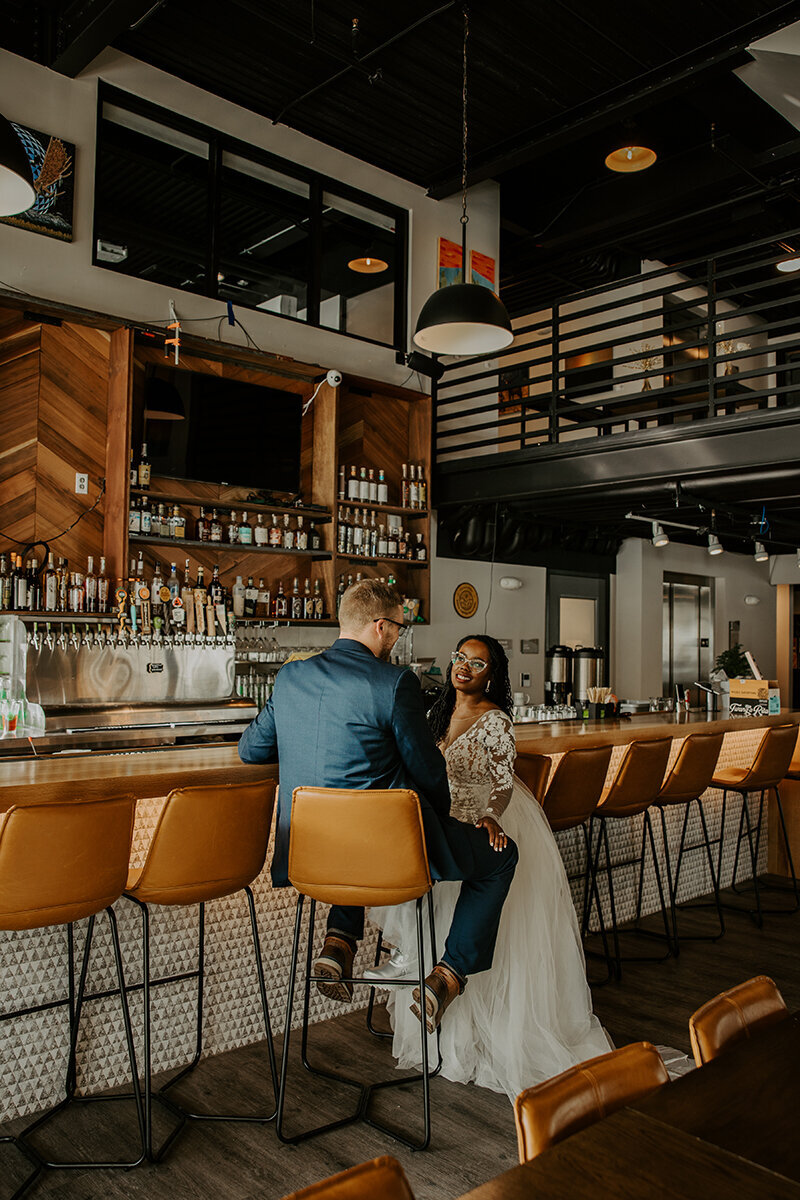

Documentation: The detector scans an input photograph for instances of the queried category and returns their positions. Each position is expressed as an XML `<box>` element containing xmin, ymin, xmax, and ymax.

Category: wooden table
<box><xmin>633</xmin><ymin>1012</ymin><xmax>800</xmax><ymax>1184</ymax></box>
<box><xmin>457</xmin><ymin>1108</ymin><xmax>800</xmax><ymax>1199</ymax></box>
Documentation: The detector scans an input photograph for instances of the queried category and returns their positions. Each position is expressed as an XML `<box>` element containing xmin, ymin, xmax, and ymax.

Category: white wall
<box><xmin>0</xmin><ymin>46</ymin><xmax>499</xmax><ymax>389</ymax></box>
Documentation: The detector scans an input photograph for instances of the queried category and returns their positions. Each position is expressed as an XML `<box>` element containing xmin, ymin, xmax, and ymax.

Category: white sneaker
<box><xmin>363</xmin><ymin>946</ymin><xmax>416</xmax><ymax>981</ymax></box>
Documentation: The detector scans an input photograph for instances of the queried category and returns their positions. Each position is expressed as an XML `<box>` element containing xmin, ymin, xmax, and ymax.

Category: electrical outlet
<box><xmin>75</xmin><ymin>472</ymin><xmax>89</xmax><ymax>494</ymax></box>
<box><xmin>520</xmin><ymin>672</ymin><xmax>531</xmax><ymax>688</ymax></box>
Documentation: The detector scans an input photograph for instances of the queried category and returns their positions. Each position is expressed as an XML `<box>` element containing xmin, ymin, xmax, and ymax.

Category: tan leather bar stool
<box><xmin>277</xmin><ymin>787</ymin><xmax>440</xmax><ymax>1151</ymax></box>
<box><xmin>279</xmin><ymin>1155</ymin><xmax>416</xmax><ymax>1200</ymax></box>
<box><xmin>0</xmin><ymin>797</ymin><xmax>144</xmax><ymax>1198</ymax></box>
<box><xmin>123</xmin><ymin>779</ymin><xmax>278</xmax><ymax>1161</ymax></box>
<box><xmin>651</xmin><ymin>731</ymin><xmax>725</xmax><ymax>952</ymax></box>
<box><xmin>517</xmin><ymin>745</ymin><xmax>614</xmax><ymax>977</ymax></box>
<box><xmin>711</xmin><ymin>723</ymin><xmax>799</xmax><ymax>925</ymax></box>
<box><xmin>583</xmin><ymin>738</ymin><xmax>673</xmax><ymax>979</ymax></box>
<box><xmin>688</xmin><ymin>975</ymin><xmax>789</xmax><ymax>1067</ymax></box>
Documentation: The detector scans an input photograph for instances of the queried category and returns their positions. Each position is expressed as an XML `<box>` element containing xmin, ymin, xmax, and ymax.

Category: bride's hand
<box><xmin>475</xmin><ymin>815</ymin><xmax>508</xmax><ymax>851</ymax></box>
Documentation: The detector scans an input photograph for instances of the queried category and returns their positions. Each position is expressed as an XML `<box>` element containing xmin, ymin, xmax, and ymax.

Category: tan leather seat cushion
<box><xmin>279</xmin><ymin>1155</ymin><xmax>415</xmax><ymax>1200</ymax></box>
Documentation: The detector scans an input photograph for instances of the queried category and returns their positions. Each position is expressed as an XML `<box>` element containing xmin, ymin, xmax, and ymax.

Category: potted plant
<box><xmin>714</xmin><ymin>644</ymin><xmax>751</xmax><ymax>679</ymax></box>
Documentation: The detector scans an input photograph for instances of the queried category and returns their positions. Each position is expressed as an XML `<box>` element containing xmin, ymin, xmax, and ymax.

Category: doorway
<box><xmin>662</xmin><ymin>572</ymin><xmax>714</xmax><ymax>696</ymax></box>
<box><xmin>547</xmin><ymin>572</ymin><xmax>609</xmax><ymax>651</ymax></box>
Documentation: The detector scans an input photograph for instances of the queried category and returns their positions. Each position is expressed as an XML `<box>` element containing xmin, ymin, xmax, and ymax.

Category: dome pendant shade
<box><xmin>348</xmin><ymin>255</ymin><xmax>389</xmax><ymax>273</ymax></box>
<box><xmin>0</xmin><ymin>116</ymin><xmax>35</xmax><ymax>216</ymax></box>
<box><xmin>605</xmin><ymin>145</ymin><xmax>657</xmax><ymax>173</ymax></box>
<box><xmin>413</xmin><ymin>282</ymin><xmax>514</xmax><ymax>355</ymax></box>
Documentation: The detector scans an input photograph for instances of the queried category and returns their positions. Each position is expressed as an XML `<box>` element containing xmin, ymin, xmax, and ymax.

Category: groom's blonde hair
<box><xmin>339</xmin><ymin>579</ymin><xmax>403</xmax><ymax>630</ymax></box>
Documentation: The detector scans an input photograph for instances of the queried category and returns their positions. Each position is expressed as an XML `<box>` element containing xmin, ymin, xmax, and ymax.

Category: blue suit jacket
<box><xmin>238</xmin><ymin>638</ymin><xmax>474</xmax><ymax>887</ymax></box>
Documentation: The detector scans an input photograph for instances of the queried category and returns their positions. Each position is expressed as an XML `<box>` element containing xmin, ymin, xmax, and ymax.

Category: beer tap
<box><xmin>68</xmin><ymin>624</ymin><xmax>80</xmax><ymax>651</ymax></box>
<box><xmin>44</xmin><ymin>622</ymin><xmax>55</xmax><ymax>651</ymax></box>
<box><xmin>28</xmin><ymin>622</ymin><xmax>41</xmax><ymax>651</ymax></box>
<box><xmin>56</xmin><ymin>627</ymin><xmax>68</xmax><ymax>652</ymax></box>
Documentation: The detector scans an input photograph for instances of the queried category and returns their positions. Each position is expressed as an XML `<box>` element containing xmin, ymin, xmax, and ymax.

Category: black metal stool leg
<box><xmin>366</xmin><ymin>931</ymin><xmax>393</xmax><ymax>1041</ymax></box>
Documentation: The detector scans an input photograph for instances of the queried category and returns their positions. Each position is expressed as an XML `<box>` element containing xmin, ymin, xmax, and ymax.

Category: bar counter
<box><xmin>0</xmin><ymin>709</ymin><xmax>795</xmax><ymax>1123</ymax></box>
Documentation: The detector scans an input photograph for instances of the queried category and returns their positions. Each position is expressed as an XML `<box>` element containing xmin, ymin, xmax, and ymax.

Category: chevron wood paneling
<box><xmin>0</xmin><ymin>311</ymin><xmax>40</xmax><ymax>548</ymax></box>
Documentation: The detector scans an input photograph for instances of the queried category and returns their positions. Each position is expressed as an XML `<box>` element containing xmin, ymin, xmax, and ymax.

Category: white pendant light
<box><xmin>707</xmin><ymin>532</ymin><xmax>723</xmax><ymax>556</ymax></box>
<box><xmin>753</xmin><ymin>541</ymin><xmax>768</xmax><ymax>562</ymax></box>
<box><xmin>0</xmin><ymin>114</ymin><xmax>34</xmax><ymax>216</ymax></box>
<box><xmin>651</xmin><ymin>521</ymin><xmax>669</xmax><ymax>547</ymax></box>
<box><xmin>413</xmin><ymin>11</ymin><xmax>512</xmax><ymax>356</ymax></box>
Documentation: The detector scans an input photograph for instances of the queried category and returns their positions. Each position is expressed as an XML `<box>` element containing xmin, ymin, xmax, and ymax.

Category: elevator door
<box><xmin>662</xmin><ymin>574</ymin><xmax>713</xmax><ymax>696</ymax></box>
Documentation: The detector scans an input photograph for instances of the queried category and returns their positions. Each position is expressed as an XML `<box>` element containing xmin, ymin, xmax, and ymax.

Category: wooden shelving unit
<box><xmin>129</xmin><ymin>534</ymin><xmax>331</xmax><ymax>561</ymax></box>
<box><xmin>130</xmin><ymin>488</ymin><xmax>332</xmax><ymax>524</ymax></box>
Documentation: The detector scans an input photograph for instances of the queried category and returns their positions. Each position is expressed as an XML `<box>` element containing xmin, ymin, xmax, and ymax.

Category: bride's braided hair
<box><xmin>427</xmin><ymin>634</ymin><xmax>515</xmax><ymax>744</ymax></box>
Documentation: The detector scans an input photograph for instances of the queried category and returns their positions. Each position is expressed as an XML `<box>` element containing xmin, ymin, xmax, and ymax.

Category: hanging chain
<box><xmin>461</xmin><ymin>8</ymin><xmax>469</xmax><ymax>231</ymax></box>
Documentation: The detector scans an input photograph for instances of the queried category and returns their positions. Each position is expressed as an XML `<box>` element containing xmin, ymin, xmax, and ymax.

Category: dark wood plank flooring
<box><xmin>2</xmin><ymin>888</ymin><xmax>798</xmax><ymax>1200</ymax></box>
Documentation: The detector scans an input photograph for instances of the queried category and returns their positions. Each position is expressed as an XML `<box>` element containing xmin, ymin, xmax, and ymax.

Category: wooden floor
<box><xmin>3</xmin><ymin>887</ymin><xmax>799</xmax><ymax>1200</ymax></box>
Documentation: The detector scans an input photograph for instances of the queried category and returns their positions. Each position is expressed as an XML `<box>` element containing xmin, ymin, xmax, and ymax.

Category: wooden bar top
<box><xmin>513</xmin><ymin>709</ymin><xmax>800</xmax><ymax>754</ymax></box>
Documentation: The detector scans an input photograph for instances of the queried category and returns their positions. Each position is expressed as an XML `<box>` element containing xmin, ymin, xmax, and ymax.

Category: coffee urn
<box><xmin>544</xmin><ymin>645</ymin><xmax>573</xmax><ymax>706</ymax></box>
<box><xmin>572</xmin><ymin>647</ymin><xmax>605</xmax><ymax>703</ymax></box>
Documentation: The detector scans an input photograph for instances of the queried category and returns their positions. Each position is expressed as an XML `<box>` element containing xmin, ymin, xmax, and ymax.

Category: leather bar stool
<box><xmin>0</xmin><ymin>797</ymin><xmax>144</xmax><ymax>1197</ymax></box>
<box><xmin>123</xmin><ymin>779</ymin><xmax>278</xmax><ymax>1161</ymax></box>
<box><xmin>513</xmin><ymin>1041</ymin><xmax>668</xmax><ymax>1163</ymax></box>
<box><xmin>688</xmin><ymin>975</ymin><xmax>789</xmax><ymax>1067</ymax></box>
<box><xmin>277</xmin><ymin>787</ymin><xmax>440</xmax><ymax>1151</ymax></box>
<box><xmin>517</xmin><ymin>745</ymin><xmax>614</xmax><ymax>974</ymax></box>
<box><xmin>279</xmin><ymin>1155</ymin><xmax>416</xmax><ymax>1200</ymax></box>
<box><xmin>651</xmin><ymin>731</ymin><xmax>725</xmax><ymax>952</ymax></box>
<box><xmin>711</xmin><ymin>723</ymin><xmax>799</xmax><ymax>925</ymax></box>
<box><xmin>583</xmin><ymin>738</ymin><xmax>673</xmax><ymax>979</ymax></box>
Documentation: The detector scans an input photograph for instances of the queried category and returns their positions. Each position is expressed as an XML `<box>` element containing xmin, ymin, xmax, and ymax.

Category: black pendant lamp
<box><xmin>413</xmin><ymin>10</ymin><xmax>512</xmax><ymax>356</ymax></box>
<box><xmin>0</xmin><ymin>114</ymin><xmax>34</xmax><ymax>217</ymax></box>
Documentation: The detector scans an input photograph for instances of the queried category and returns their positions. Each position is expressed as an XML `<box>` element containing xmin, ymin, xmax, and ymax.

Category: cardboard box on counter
<box><xmin>728</xmin><ymin>677</ymin><xmax>780</xmax><ymax>717</ymax></box>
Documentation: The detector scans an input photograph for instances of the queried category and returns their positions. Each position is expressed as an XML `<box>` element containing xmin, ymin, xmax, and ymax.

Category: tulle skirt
<box><xmin>369</xmin><ymin>778</ymin><xmax>612</xmax><ymax>1102</ymax></box>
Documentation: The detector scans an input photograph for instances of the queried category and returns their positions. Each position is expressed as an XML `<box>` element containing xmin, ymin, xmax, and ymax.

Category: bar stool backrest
<box><xmin>0</xmin><ymin>796</ymin><xmax>135</xmax><ymax>931</ymax></box>
<box><xmin>689</xmin><ymin>975</ymin><xmax>789</xmax><ymax>1067</ymax></box>
<box><xmin>128</xmin><ymin>780</ymin><xmax>277</xmax><ymax>905</ymax></box>
<box><xmin>737</xmin><ymin>724</ymin><xmax>799</xmax><ymax>791</ymax></box>
<box><xmin>289</xmin><ymin>788</ymin><xmax>431</xmax><ymax>906</ymax></box>
<box><xmin>657</xmin><ymin>731</ymin><xmax>724</xmax><ymax>805</ymax></box>
<box><xmin>280</xmin><ymin>1155</ymin><xmax>415</xmax><ymax>1200</ymax></box>
<box><xmin>598</xmin><ymin>738</ymin><xmax>672</xmax><ymax>818</ymax></box>
<box><xmin>514</xmin><ymin>753</ymin><xmax>551</xmax><ymax>803</ymax></box>
<box><xmin>513</xmin><ymin>1041</ymin><xmax>668</xmax><ymax>1163</ymax></box>
<box><xmin>540</xmin><ymin>745</ymin><xmax>614</xmax><ymax>831</ymax></box>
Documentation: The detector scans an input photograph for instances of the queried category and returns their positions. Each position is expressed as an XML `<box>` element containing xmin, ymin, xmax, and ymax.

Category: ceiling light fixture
<box><xmin>651</xmin><ymin>521</ymin><xmax>669</xmax><ymax>547</ymax></box>
<box><xmin>413</xmin><ymin>10</ymin><xmax>513</xmax><ymax>356</ymax></box>
<box><xmin>753</xmin><ymin>541</ymin><xmax>769</xmax><ymax>562</ymax></box>
<box><xmin>348</xmin><ymin>254</ymin><xmax>389</xmax><ymax>274</ymax></box>
<box><xmin>708</xmin><ymin>532</ymin><xmax>723</xmax><ymax>556</ymax></box>
<box><xmin>0</xmin><ymin>113</ymin><xmax>35</xmax><ymax>216</ymax></box>
<box><xmin>776</xmin><ymin>241</ymin><xmax>800</xmax><ymax>273</ymax></box>
<box><xmin>604</xmin><ymin>144</ymin><xmax>657</xmax><ymax>173</ymax></box>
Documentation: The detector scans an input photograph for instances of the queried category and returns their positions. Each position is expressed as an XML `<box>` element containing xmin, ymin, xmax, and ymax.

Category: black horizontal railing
<box><xmin>434</xmin><ymin>228</ymin><xmax>800</xmax><ymax>460</ymax></box>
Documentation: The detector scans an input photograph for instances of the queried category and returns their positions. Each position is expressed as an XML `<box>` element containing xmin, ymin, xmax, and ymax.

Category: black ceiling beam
<box><xmin>50</xmin><ymin>0</ymin><xmax>160</xmax><ymax>77</ymax></box>
<box><xmin>427</xmin><ymin>1</ymin><xmax>800</xmax><ymax>198</ymax></box>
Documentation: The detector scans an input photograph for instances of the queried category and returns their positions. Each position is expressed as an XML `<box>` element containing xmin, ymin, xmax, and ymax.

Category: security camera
<box><xmin>326</xmin><ymin>369</ymin><xmax>343</xmax><ymax>388</ymax></box>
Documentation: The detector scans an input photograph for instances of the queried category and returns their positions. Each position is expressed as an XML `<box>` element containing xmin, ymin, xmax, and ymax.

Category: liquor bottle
<box><xmin>254</xmin><ymin>513</ymin><xmax>268</xmax><ymax>546</ymax></box>
<box><xmin>168</xmin><ymin>562</ymin><xmax>180</xmax><ymax>602</ymax></box>
<box><xmin>256</xmin><ymin>578</ymin><xmax>270</xmax><ymax>619</ymax></box>
<box><xmin>295</xmin><ymin>515</ymin><xmax>307</xmax><ymax>551</ymax></box>
<box><xmin>369</xmin><ymin>519</ymin><xmax>378</xmax><ymax>558</ymax></box>
<box><xmin>337</xmin><ymin>506</ymin><xmax>348</xmax><ymax>554</ymax></box>
<box><xmin>368</xmin><ymin>468</ymin><xmax>378</xmax><ymax>503</ymax></box>
<box><xmin>209</xmin><ymin>564</ymin><xmax>224</xmax><ymax>606</ymax></box>
<box><xmin>228</xmin><ymin>511</ymin><xmax>239</xmax><ymax>544</ymax></box>
<box><xmin>40</xmin><ymin>554</ymin><xmax>55</xmax><ymax>612</ymax></box>
<box><xmin>196</xmin><ymin>506</ymin><xmax>209</xmax><ymax>542</ymax></box>
<box><xmin>409</xmin><ymin>465</ymin><xmax>419</xmax><ymax>509</ymax></box>
<box><xmin>239</xmin><ymin>512</ymin><xmax>253</xmax><ymax>545</ymax></box>
<box><xmin>137</xmin><ymin>443</ymin><xmax>151</xmax><ymax>489</ymax></box>
<box><xmin>140</xmin><ymin>495</ymin><xmax>152</xmax><ymax>535</ymax></box>
<box><xmin>98</xmin><ymin>557</ymin><xmax>110</xmax><ymax>613</ymax></box>
<box><xmin>377</xmin><ymin>524</ymin><xmax>388</xmax><ymax>557</ymax></box>
<box><xmin>71</xmin><ymin>571</ymin><xmax>85</xmax><ymax>614</ymax></box>
<box><xmin>128</xmin><ymin>496</ymin><xmax>141</xmax><ymax>535</ymax></box>
<box><xmin>172</xmin><ymin>506</ymin><xmax>185</xmax><ymax>539</ymax></box>
<box><xmin>232</xmin><ymin>575</ymin><xmax>245</xmax><ymax>618</ymax></box>
<box><xmin>244</xmin><ymin>576</ymin><xmax>258</xmax><ymax>618</ymax></box>
<box><xmin>155</xmin><ymin>503</ymin><xmax>168</xmax><ymax>537</ymax></box>
<box><xmin>58</xmin><ymin>558</ymin><xmax>69</xmax><ymax>613</ymax></box>
<box><xmin>0</xmin><ymin>555</ymin><xmax>9</xmax><ymax>611</ymax></box>
<box><xmin>302</xmin><ymin>578</ymin><xmax>313</xmax><ymax>619</ymax></box>
<box><xmin>417</xmin><ymin>464</ymin><xmax>427</xmax><ymax>509</ymax></box>
<box><xmin>181</xmin><ymin>559</ymin><xmax>195</xmax><ymax>634</ymax></box>
<box><xmin>209</xmin><ymin>509</ymin><xmax>222</xmax><ymax>542</ymax></box>
<box><xmin>26</xmin><ymin>558</ymin><xmax>40</xmax><ymax>611</ymax></box>
<box><xmin>347</xmin><ymin>466</ymin><xmax>359</xmax><ymax>501</ymax></box>
<box><xmin>269</xmin><ymin>514</ymin><xmax>282</xmax><ymax>548</ymax></box>
<box><xmin>312</xmin><ymin>578</ymin><xmax>324</xmax><ymax>620</ymax></box>
<box><xmin>194</xmin><ymin>565</ymin><xmax>208</xmax><ymax>636</ymax></box>
<box><xmin>387</xmin><ymin>526</ymin><xmax>398</xmax><ymax>557</ymax></box>
<box><xmin>129</xmin><ymin>448</ymin><xmax>137</xmax><ymax>489</ymax></box>
<box><xmin>282</xmin><ymin>514</ymin><xmax>294</xmax><ymax>550</ymax></box>
<box><xmin>335</xmin><ymin>575</ymin><xmax>346</xmax><ymax>615</ymax></box>
<box><xmin>401</xmin><ymin>463</ymin><xmax>410</xmax><ymax>508</ymax></box>
<box><xmin>289</xmin><ymin>577</ymin><xmax>302</xmax><ymax>620</ymax></box>
<box><xmin>13</xmin><ymin>555</ymin><xmax>27</xmax><ymax>610</ymax></box>
<box><xmin>85</xmin><ymin>556</ymin><xmax>98</xmax><ymax>613</ymax></box>
<box><xmin>150</xmin><ymin>561</ymin><xmax>163</xmax><ymax>620</ymax></box>
<box><xmin>415</xmin><ymin>532</ymin><xmax>427</xmax><ymax>562</ymax></box>
<box><xmin>352</xmin><ymin>508</ymin><xmax>363</xmax><ymax>555</ymax></box>
<box><xmin>359</xmin><ymin>466</ymin><xmax>369</xmax><ymax>501</ymax></box>
<box><xmin>338</xmin><ymin>465</ymin><xmax>346</xmax><ymax>500</ymax></box>
<box><xmin>398</xmin><ymin>528</ymin><xmax>408</xmax><ymax>559</ymax></box>
<box><xmin>273</xmin><ymin>580</ymin><xmax>288</xmax><ymax>619</ymax></box>
<box><xmin>309</xmin><ymin>521</ymin><xmax>321</xmax><ymax>551</ymax></box>
<box><xmin>377</xmin><ymin>469</ymin><xmax>389</xmax><ymax>504</ymax></box>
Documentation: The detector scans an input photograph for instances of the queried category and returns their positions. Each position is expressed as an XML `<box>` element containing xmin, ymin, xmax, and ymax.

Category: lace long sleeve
<box><xmin>479</xmin><ymin>710</ymin><xmax>516</xmax><ymax>821</ymax></box>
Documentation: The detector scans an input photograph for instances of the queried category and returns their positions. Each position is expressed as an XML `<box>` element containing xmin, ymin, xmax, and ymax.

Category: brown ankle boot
<box><xmin>410</xmin><ymin>962</ymin><xmax>465</xmax><ymax>1032</ymax></box>
<box><xmin>314</xmin><ymin>935</ymin><xmax>355</xmax><ymax>1002</ymax></box>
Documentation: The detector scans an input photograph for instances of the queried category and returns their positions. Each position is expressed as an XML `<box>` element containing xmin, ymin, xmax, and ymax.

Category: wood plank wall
<box><xmin>0</xmin><ymin>310</ymin><xmax>40</xmax><ymax>548</ymax></box>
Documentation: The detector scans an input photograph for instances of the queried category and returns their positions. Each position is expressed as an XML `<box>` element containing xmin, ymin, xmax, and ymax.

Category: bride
<box><xmin>368</xmin><ymin>634</ymin><xmax>611</xmax><ymax>1103</ymax></box>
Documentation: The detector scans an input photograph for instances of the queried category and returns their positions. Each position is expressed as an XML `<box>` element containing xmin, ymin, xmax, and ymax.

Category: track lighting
<box><xmin>753</xmin><ymin>541</ymin><xmax>768</xmax><ymax>563</ymax></box>
<box><xmin>651</xmin><ymin>521</ymin><xmax>669</xmax><ymax>547</ymax></box>
<box><xmin>707</xmin><ymin>533</ymin><xmax>723</xmax><ymax>556</ymax></box>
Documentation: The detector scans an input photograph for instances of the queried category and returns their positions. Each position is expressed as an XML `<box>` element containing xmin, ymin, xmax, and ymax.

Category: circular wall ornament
<box><xmin>453</xmin><ymin>581</ymin><xmax>479</xmax><ymax>619</ymax></box>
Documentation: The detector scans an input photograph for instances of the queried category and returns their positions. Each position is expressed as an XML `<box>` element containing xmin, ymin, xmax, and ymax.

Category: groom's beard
<box><xmin>376</xmin><ymin>635</ymin><xmax>395</xmax><ymax>661</ymax></box>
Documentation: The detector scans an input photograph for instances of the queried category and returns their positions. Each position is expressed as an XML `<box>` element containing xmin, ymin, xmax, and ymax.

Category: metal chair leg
<box><xmin>724</xmin><ymin>784</ymin><xmax>799</xmax><ymax>919</ymax></box>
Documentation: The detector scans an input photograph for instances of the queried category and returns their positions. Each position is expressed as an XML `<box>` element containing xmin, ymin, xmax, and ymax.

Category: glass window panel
<box><xmin>319</xmin><ymin>191</ymin><xmax>397</xmax><ymax>345</ymax></box>
<box><xmin>559</xmin><ymin>597</ymin><xmax>596</xmax><ymax>649</ymax></box>
<box><xmin>95</xmin><ymin>103</ymin><xmax>210</xmax><ymax>292</ymax></box>
<box><xmin>218</xmin><ymin>151</ymin><xmax>310</xmax><ymax>317</ymax></box>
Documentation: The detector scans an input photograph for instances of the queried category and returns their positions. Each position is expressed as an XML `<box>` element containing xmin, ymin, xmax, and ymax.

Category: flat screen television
<box><xmin>143</xmin><ymin>364</ymin><xmax>303</xmax><ymax>494</ymax></box>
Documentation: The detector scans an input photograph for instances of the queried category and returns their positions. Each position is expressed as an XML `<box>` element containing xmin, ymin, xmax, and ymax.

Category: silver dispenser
<box><xmin>572</xmin><ymin>647</ymin><xmax>605</xmax><ymax>703</ymax></box>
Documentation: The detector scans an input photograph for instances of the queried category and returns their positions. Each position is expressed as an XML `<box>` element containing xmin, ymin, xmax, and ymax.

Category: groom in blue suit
<box><xmin>239</xmin><ymin>579</ymin><xmax>517</xmax><ymax>1028</ymax></box>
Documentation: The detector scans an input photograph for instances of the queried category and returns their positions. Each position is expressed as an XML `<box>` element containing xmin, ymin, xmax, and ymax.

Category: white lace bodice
<box><xmin>442</xmin><ymin>708</ymin><xmax>516</xmax><ymax>824</ymax></box>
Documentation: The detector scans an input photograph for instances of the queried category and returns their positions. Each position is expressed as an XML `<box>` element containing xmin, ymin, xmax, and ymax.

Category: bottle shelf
<box><xmin>336</xmin><ymin>501</ymin><xmax>428</xmax><ymax>519</ymax></box>
<box><xmin>233</xmin><ymin>617</ymin><xmax>337</xmax><ymax>627</ymax></box>
<box><xmin>130</xmin><ymin>488</ymin><xmax>332</xmax><ymax>524</ymax></box>
<box><xmin>129</xmin><ymin>535</ymin><xmax>331</xmax><ymax>561</ymax></box>
<box><xmin>2</xmin><ymin>610</ymin><xmax>116</xmax><ymax>622</ymax></box>
<box><xmin>335</xmin><ymin>554</ymin><xmax>427</xmax><ymax>568</ymax></box>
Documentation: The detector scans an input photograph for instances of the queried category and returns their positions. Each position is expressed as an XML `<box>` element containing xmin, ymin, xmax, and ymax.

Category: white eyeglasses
<box><xmin>451</xmin><ymin>650</ymin><xmax>488</xmax><ymax>673</ymax></box>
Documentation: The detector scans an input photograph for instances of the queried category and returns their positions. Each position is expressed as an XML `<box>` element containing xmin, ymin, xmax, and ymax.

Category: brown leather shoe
<box><xmin>410</xmin><ymin>963</ymin><xmax>465</xmax><ymax>1032</ymax></box>
<box><xmin>314</xmin><ymin>935</ymin><xmax>355</xmax><ymax>1002</ymax></box>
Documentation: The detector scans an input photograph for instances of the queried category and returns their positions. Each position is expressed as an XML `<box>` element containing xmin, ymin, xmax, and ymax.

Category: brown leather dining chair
<box><xmin>514</xmin><ymin>1041</ymin><xmax>669</xmax><ymax>1163</ymax></box>
<box><xmin>688</xmin><ymin>975</ymin><xmax>789</xmax><ymax>1067</ymax></box>
<box><xmin>279</xmin><ymin>1155</ymin><xmax>416</xmax><ymax>1200</ymax></box>
<box><xmin>0</xmin><ymin>797</ymin><xmax>144</xmax><ymax>1195</ymax></box>
<box><xmin>124</xmin><ymin>779</ymin><xmax>278</xmax><ymax>1161</ymax></box>
<box><xmin>711</xmin><ymin>723</ymin><xmax>799</xmax><ymax>925</ymax></box>
<box><xmin>584</xmin><ymin>738</ymin><xmax>673</xmax><ymax>979</ymax></box>
<box><xmin>277</xmin><ymin>786</ymin><xmax>440</xmax><ymax>1151</ymax></box>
